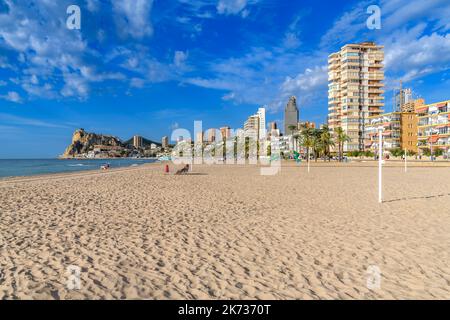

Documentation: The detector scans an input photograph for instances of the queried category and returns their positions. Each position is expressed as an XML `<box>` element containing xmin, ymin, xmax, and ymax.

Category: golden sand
<box><xmin>0</xmin><ymin>161</ymin><xmax>449</xmax><ymax>299</ymax></box>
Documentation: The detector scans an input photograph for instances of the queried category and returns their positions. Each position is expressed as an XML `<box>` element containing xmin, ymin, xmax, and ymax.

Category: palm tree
<box><xmin>334</xmin><ymin>127</ymin><xmax>351</xmax><ymax>162</ymax></box>
<box><xmin>309</xmin><ymin>129</ymin><xmax>322</xmax><ymax>162</ymax></box>
<box><xmin>319</xmin><ymin>125</ymin><xmax>335</xmax><ymax>161</ymax></box>
<box><xmin>299</xmin><ymin>127</ymin><xmax>315</xmax><ymax>163</ymax></box>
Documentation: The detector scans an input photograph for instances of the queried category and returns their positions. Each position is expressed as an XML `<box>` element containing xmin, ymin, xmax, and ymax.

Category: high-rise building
<box><xmin>133</xmin><ymin>135</ymin><xmax>143</xmax><ymax>148</ymax></box>
<box><xmin>162</xmin><ymin>136</ymin><xmax>169</xmax><ymax>149</ymax></box>
<box><xmin>366</xmin><ymin>112</ymin><xmax>418</xmax><ymax>153</ymax></box>
<box><xmin>244</xmin><ymin>114</ymin><xmax>260</xmax><ymax>140</ymax></box>
<box><xmin>268</xmin><ymin>121</ymin><xmax>280</xmax><ymax>137</ymax></box>
<box><xmin>328</xmin><ymin>42</ymin><xmax>385</xmax><ymax>152</ymax></box>
<box><xmin>220</xmin><ymin>126</ymin><xmax>231</xmax><ymax>140</ymax></box>
<box><xmin>257</xmin><ymin>107</ymin><xmax>266</xmax><ymax>139</ymax></box>
<box><xmin>270</xmin><ymin>122</ymin><xmax>278</xmax><ymax>130</ymax></box>
<box><xmin>395</xmin><ymin>88</ymin><xmax>413</xmax><ymax>112</ymax></box>
<box><xmin>284</xmin><ymin>96</ymin><xmax>299</xmax><ymax>135</ymax></box>
<box><xmin>207</xmin><ymin>130</ymin><xmax>216</xmax><ymax>143</ymax></box>
<box><xmin>196</xmin><ymin>131</ymin><xmax>204</xmax><ymax>143</ymax></box>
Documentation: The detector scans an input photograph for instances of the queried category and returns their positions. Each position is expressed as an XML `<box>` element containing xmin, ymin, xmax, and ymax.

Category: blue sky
<box><xmin>0</xmin><ymin>0</ymin><xmax>449</xmax><ymax>158</ymax></box>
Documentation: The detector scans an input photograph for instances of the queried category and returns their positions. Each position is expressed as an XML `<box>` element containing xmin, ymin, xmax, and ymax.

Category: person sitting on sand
<box><xmin>175</xmin><ymin>164</ymin><xmax>190</xmax><ymax>175</ymax></box>
<box><xmin>101</xmin><ymin>163</ymin><xmax>110</xmax><ymax>170</ymax></box>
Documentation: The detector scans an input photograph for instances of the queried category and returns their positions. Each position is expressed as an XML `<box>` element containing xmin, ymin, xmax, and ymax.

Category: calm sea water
<box><xmin>0</xmin><ymin>158</ymin><xmax>157</xmax><ymax>178</ymax></box>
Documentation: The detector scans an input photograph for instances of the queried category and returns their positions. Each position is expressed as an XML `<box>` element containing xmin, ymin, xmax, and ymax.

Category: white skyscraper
<box><xmin>257</xmin><ymin>107</ymin><xmax>266</xmax><ymax>140</ymax></box>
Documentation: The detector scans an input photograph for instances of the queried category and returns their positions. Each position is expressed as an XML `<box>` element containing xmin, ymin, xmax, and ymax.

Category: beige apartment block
<box><xmin>366</xmin><ymin>112</ymin><xmax>418</xmax><ymax>154</ymax></box>
<box><xmin>328</xmin><ymin>42</ymin><xmax>385</xmax><ymax>152</ymax></box>
<box><xmin>416</xmin><ymin>99</ymin><xmax>450</xmax><ymax>154</ymax></box>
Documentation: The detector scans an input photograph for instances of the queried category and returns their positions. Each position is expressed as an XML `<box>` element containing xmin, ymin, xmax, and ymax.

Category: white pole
<box><xmin>378</xmin><ymin>127</ymin><xmax>383</xmax><ymax>203</ymax></box>
<box><xmin>404</xmin><ymin>148</ymin><xmax>407</xmax><ymax>173</ymax></box>
<box><xmin>308</xmin><ymin>147</ymin><xmax>310</xmax><ymax>173</ymax></box>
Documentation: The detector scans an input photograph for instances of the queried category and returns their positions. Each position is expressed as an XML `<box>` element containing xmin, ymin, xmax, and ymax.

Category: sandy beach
<box><xmin>0</xmin><ymin>161</ymin><xmax>449</xmax><ymax>299</ymax></box>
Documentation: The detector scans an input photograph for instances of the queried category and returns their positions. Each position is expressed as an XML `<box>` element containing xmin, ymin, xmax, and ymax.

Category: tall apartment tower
<box><xmin>257</xmin><ymin>107</ymin><xmax>267</xmax><ymax>139</ymax></box>
<box><xmin>162</xmin><ymin>136</ymin><xmax>169</xmax><ymax>149</ymax></box>
<box><xmin>220</xmin><ymin>126</ymin><xmax>231</xmax><ymax>140</ymax></box>
<box><xmin>133</xmin><ymin>135</ymin><xmax>143</xmax><ymax>149</ymax></box>
<box><xmin>284</xmin><ymin>96</ymin><xmax>299</xmax><ymax>135</ymax></box>
<box><xmin>244</xmin><ymin>114</ymin><xmax>260</xmax><ymax>141</ymax></box>
<box><xmin>328</xmin><ymin>42</ymin><xmax>384</xmax><ymax>151</ymax></box>
<box><xmin>395</xmin><ymin>88</ymin><xmax>413</xmax><ymax>112</ymax></box>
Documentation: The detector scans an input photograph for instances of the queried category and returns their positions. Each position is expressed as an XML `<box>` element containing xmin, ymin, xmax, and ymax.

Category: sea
<box><xmin>0</xmin><ymin>158</ymin><xmax>158</xmax><ymax>178</ymax></box>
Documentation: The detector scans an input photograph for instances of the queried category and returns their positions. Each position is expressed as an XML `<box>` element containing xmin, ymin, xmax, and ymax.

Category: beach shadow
<box><xmin>383</xmin><ymin>193</ymin><xmax>450</xmax><ymax>203</ymax></box>
<box><xmin>173</xmin><ymin>172</ymin><xmax>208</xmax><ymax>176</ymax></box>
<box><xmin>184</xmin><ymin>172</ymin><xmax>208</xmax><ymax>176</ymax></box>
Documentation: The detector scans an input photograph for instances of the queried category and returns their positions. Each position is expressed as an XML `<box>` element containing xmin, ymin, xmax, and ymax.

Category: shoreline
<box><xmin>0</xmin><ymin>161</ymin><xmax>160</xmax><ymax>183</ymax></box>
<box><xmin>2</xmin><ymin>159</ymin><xmax>450</xmax><ymax>183</ymax></box>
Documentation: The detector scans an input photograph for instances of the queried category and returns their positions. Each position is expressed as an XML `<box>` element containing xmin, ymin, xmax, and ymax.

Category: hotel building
<box><xmin>207</xmin><ymin>130</ymin><xmax>216</xmax><ymax>143</ymax></box>
<box><xmin>244</xmin><ymin>114</ymin><xmax>260</xmax><ymax>140</ymax></box>
<box><xmin>416</xmin><ymin>99</ymin><xmax>450</xmax><ymax>154</ymax></box>
<box><xmin>268</xmin><ymin>122</ymin><xmax>280</xmax><ymax>138</ymax></box>
<box><xmin>244</xmin><ymin>107</ymin><xmax>267</xmax><ymax>141</ymax></box>
<box><xmin>162</xmin><ymin>136</ymin><xmax>169</xmax><ymax>149</ymax></box>
<box><xmin>328</xmin><ymin>42</ymin><xmax>385</xmax><ymax>152</ymax></box>
<box><xmin>133</xmin><ymin>135</ymin><xmax>143</xmax><ymax>149</ymax></box>
<box><xmin>395</xmin><ymin>88</ymin><xmax>413</xmax><ymax>112</ymax></box>
<box><xmin>284</xmin><ymin>96</ymin><xmax>299</xmax><ymax>135</ymax></box>
<box><xmin>257</xmin><ymin>107</ymin><xmax>267</xmax><ymax>139</ymax></box>
<box><xmin>196</xmin><ymin>132</ymin><xmax>204</xmax><ymax>144</ymax></box>
<box><xmin>366</xmin><ymin>98</ymin><xmax>424</xmax><ymax>153</ymax></box>
<box><xmin>366</xmin><ymin>112</ymin><xmax>418</xmax><ymax>153</ymax></box>
<box><xmin>220</xmin><ymin>126</ymin><xmax>232</xmax><ymax>140</ymax></box>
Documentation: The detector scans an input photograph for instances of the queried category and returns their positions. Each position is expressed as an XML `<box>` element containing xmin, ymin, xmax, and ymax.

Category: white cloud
<box><xmin>86</xmin><ymin>0</ymin><xmax>100</xmax><ymax>12</ymax></box>
<box><xmin>283</xmin><ymin>33</ymin><xmax>301</xmax><ymax>49</ymax></box>
<box><xmin>319</xmin><ymin>0</ymin><xmax>371</xmax><ymax>49</ymax></box>
<box><xmin>320</xmin><ymin>0</ymin><xmax>450</xmax><ymax>89</ymax></box>
<box><xmin>174</xmin><ymin>51</ymin><xmax>189</xmax><ymax>68</ymax></box>
<box><xmin>282</xmin><ymin>11</ymin><xmax>308</xmax><ymax>50</ymax></box>
<box><xmin>0</xmin><ymin>1</ymin><xmax>95</xmax><ymax>100</ymax></box>
<box><xmin>222</xmin><ymin>91</ymin><xmax>236</xmax><ymax>101</ymax></box>
<box><xmin>0</xmin><ymin>113</ymin><xmax>70</xmax><ymax>128</ymax></box>
<box><xmin>0</xmin><ymin>80</ymin><xmax>7</xmax><ymax>86</ymax></box>
<box><xmin>30</xmin><ymin>74</ymin><xmax>38</xmax><ymax>85</ymax></box>
<box><xmin>0</xmin><ymin>57</ymin><xmax>14</xmax><ymax>70</ymax></box>
<box><xmin>281</xmin><ymin>66</ymin><xmax>328</xmax><ymax>93</ymax></box>
<box><xmin>217</xmin><ymin>0</ymin><xmax>258</xmax><ymax>16</ymax></box>
<box><xmin>185</xmin><ymin>45</ymin><xmax>327</xmax><ymax>112</ymax></box>
<box><xmin>1</xmin><ymin>91</ymin><xmax>22</xmax><ymax>103</ymax></box>
<box><xmin>113</xmin><ymin>0</ymin><xmax>154</xmax><ymax>39</ymax></box>
<box><xmin>169</xmin><ymin>122</ymin><xmax>180</xmax><ymax>130</ymax></box>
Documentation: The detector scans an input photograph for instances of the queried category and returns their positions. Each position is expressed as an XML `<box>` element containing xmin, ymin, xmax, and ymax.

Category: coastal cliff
<box><xmin>61</xmin><ymin>129</ymin><xmax>123</xmax><ymax>158</ymax></box>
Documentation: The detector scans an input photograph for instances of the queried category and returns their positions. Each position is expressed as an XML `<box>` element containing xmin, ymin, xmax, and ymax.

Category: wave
<box><xmin>67</xmin><ymin>164</ymin><xmax>92</xmax><ymax>167</ymax></box>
